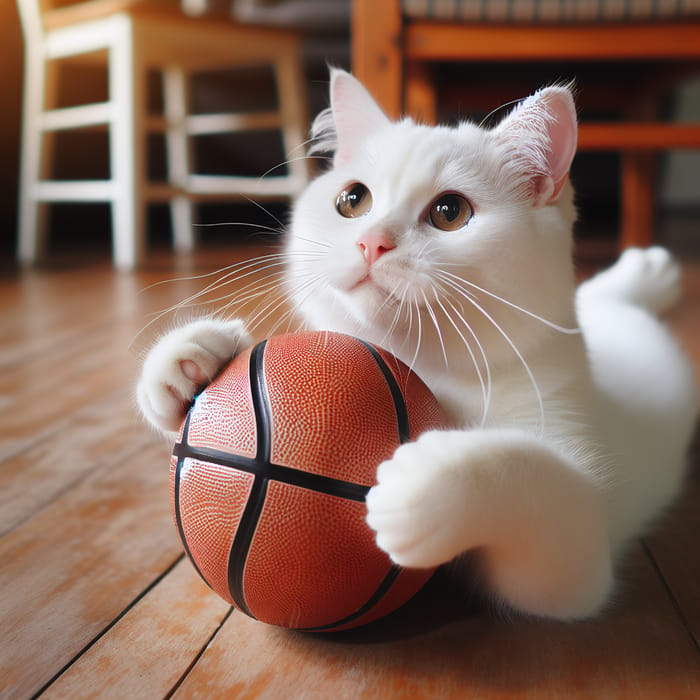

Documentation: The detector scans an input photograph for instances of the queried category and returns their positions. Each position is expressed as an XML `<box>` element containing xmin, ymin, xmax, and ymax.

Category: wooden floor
<box><xmin>1</xmin><ymin>241</ymin><xmax>699</xmax><ymax>699</ymax></box>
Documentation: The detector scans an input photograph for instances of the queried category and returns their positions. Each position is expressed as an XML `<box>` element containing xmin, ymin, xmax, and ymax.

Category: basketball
<box><xmin>169</xmin><ymin>330</ymin><xmax>448</xmax><ymax>631</ymax></box>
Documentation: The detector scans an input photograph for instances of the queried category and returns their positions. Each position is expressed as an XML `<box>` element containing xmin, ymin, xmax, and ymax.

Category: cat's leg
<box><xmin>366</xmin><ymin>428</ymin><xmax>613</xmax><ymax>620</ymax></box>
<box><xmin>576</xmin><ymin>246</ymin><xmax>681</xmax><ymax>315</ymax></box>
<box><xmin>576</xmin><ymin>251</ymin><xmax>697</xmax><ymax>553</ymax></box>
<box><xmin>137</xmin><ymin>318</ymin><xmax>251</xmax><ymax>435</ymax></box>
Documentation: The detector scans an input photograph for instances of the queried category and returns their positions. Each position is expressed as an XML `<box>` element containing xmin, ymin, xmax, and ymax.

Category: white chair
<box><xmin>16</xmin><ymin>0</ymin><xmax>310</xmax><ymax>269</ymax></box>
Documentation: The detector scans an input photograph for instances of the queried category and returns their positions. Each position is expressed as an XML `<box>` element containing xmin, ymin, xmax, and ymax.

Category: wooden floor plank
<box><xmin>0</xmin><ymin>269</ymin><xmax>125</xmax><ymax>368</ymax></box>
<box><xmin>0</xmin><ymin>348</ymin><xmax>138</xmax><ymax>460</ymax></box>
<box><xmin>644</xmin><ymin>456</ymin><xmax>700</xmax><ymax>650</ymax></box>
<box><xmin>173</xmin><ymin>546</ymin><xmax>700</xmax><ymax>699</ymax></box>
<box><xmin>642</xmin><ymin>265</ymin><xmax>700</xmax><ymax>648</ymax></box>
<box><xmin>0</xmin><ymin>442</ymin><xmax>180</xmax><ymax>699</ymax></box>
<box><xmin>0</xmin><ymin>388</ymin><xmax>153</xmax><ymax>536</ymax></box>
<box><xmin>1</xmin><ymin>247</ymin><xmax>698</xmax><ymax>699</ymax></box>
<box><xmin>40</xmin><ymin>559</ymin><xmax>231</xmax><ymax>700</ymax></box>
<box><xmin>0</xmin><ymin>268</ymin><xmax>201</xmax><ymax>460</ymax></box>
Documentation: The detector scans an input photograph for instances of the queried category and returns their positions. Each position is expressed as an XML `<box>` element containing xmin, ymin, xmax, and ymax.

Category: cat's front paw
<box><xmin>365</xmin><ymin>430</ymin><xmax>471</xmax><ymax>569</ymax></box>
<box><xmin>137</xmin><ymin>318</ymin><xmax>251</xmax><ymax>434</ymax></box>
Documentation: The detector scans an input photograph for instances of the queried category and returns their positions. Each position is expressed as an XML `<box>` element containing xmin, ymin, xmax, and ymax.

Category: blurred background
<box><xmin>2</xmin><ymin>0</ymin><xmax>700</xmax><ymax>268</ymax></box>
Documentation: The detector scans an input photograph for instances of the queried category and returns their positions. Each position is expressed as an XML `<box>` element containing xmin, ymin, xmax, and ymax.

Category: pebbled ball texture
<box><xmin>170</xmin><ymin>330</ymin><xmax>447</xmax><ymax>631</ymax></box>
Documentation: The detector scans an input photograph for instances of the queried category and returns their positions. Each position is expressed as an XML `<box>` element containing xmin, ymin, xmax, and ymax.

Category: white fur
<box><xmin>137</xmin><ymin>319</ymin><xmax>250</xmax><ymax>434</ymax></box>
<box><xmin>137</xmin><ymin>70</ymin><xmax>698</xmax><ymax>621</ymax></box>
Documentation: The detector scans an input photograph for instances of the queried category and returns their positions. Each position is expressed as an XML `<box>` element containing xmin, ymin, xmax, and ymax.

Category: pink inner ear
<box><xmin>538</xmin><ymin>90</ymin><xmax>578</xmax><ymax>204</ymax></box>
<box><xmin>533</xmin><ymin>88</ymin><xmax>578</xmax><ymax>207</ymax></box>
<box><xmin>497</xmin><ymin>86</ymin><xmax>579</xmax><ymax>207</ymax></box>
<box><xmin>546</xmin><ymin>94</ymin><xmax>578</xmax><ymax>184</ymax></box>
<box><xmin>331</xmin><ymin>70</ymin><xmax>389</xmax><ymax>166</ymax></box>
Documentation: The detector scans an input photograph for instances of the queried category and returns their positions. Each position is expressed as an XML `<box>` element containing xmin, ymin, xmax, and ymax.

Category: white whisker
<box><xmin>369</xmin><ymin>278</ymin><xmax>402</xmax><ymax>324</ymax></box>
<box><xmin>193</xmin><ymin>221</ymin><xmax>283</xmax><ymax>235</ymax></box>
<box><xmin>293</xmin><ymin>235</ymin><xmax>333</xmax><ymax>250</ymax></box>
<box><xmin>438</xmin><ymin>270</ymin><xmax>580</xmax><ymax>334</ymax></box>
<box><xmin>464</xmin><ymin>293</ymin><xmax>545</xmax><ymax>436</ymax></box>
<box><xmin>215</xmin><ymin>276</ymin><xmax>286</xmax><ymax>317</ymax></box>
<box><xmin>377</xmin><ymin>283</ymin><xmax>408</xmax><ymax>353</ymax></box>
<box><xmin>408</xmin><ymin>297</ymin><xmax>423</xmax><ymax>374</ymax></box>
<box><xmin>478</xmin><ymin>96</ymin><xmax>524</xmax><ymax>128</ymax></box>
<box><xmin>133</xmin><ymin>249</ymin><xmax>326</xmax><ymax>349</ymax></box>
<box><xmin>246</xmin><ymin>269</ymin><xmax>322</xmax><ymax>337</ymax></box>
<box><xmin>422</xmin><ymin>288</ymin><xmax>448</xmax><ymax>369</ymax></box>
<box><xmin>239</xmin><ymin>194</ymin><xmax>287</xmax><ymax>230</ymax></box>
<box><xmin>438</xmin><ymin>293</ymin><xmax>493</xmax><ymax>427</ymax></box>
<box><xmin>256</xmin><ymin>154</ymin><xmax>329</xmax><ymax>182</ymax></box>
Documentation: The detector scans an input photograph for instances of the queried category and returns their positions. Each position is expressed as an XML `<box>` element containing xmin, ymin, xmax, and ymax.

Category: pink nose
<box><xmin>357</xmin><ymin>229</ymin><xmax>396</xmax><ymax>266</ymax></box>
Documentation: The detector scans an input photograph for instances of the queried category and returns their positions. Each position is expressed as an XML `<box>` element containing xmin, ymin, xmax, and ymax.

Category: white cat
<box><xmin>137</xmin><ymin>69</ymin><xmax>698</xmax><ymax>621</ymax></box>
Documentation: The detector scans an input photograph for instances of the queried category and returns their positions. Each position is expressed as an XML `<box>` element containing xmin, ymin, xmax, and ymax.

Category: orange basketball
<box><xmin>170</xmin><ymin>330</ymin><xmax>447</xmax><ymax>631</ymax></box>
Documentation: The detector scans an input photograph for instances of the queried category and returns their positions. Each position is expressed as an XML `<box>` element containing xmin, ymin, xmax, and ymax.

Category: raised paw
<box><xmin>617</xmin><ymin>247</ymin><xmax>681</xmax><ymax>313</ymax></box>
<box><xmin>365</xmin><ymin>430</ymin><xmax>472</xmax><ymax>569</ymax></box>
<box><xmin>136</xmin><ymin>318</ymin><xmax>251</xmax><ymax>434</ymax></box>
<box><xmin>578</xmin><ymin>246</ymin><xmax>681</xmax><ymax>314</ymax></box>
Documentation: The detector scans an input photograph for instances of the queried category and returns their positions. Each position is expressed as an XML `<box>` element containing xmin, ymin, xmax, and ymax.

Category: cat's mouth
<box><xmin>342</xmin><ymin>254</ymin><xmax>425</xmax><ymax>309</ymax></box>
<box><xmin>346</xmin><ymin>268</ymin><xmax>413</xmax><ymax>314</ymax></box>
<box><xmin>351</xmin><ymin>272</ymin><xmax>374</xmax><ymax>290</ymax></box>
<box><xmin>349</xmin><ymin>269</ymin><xmax>391</xmax><ymax>297</ymax></box>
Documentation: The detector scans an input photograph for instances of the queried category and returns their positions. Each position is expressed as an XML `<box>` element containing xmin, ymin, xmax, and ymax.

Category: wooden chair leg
<box><xmin>275</xmin><ymin>50</ymin><xmax>310</xmax><ymax>191</ymax></box>
<box><xmin>405</xmin><ymin>62</ymin><xmax>437</xmax><ymax>125</ymax></box>
<box><xmin>620</xmin><ymin>151</ymin><xmax>656</xmax><ymax>250</ymax></box>
<box><xmin>352</xmin><ymin>0</ymin><xmax>403</xmax><ymax>119</ymax></box>
<box><xmin>163</xmin><ymin>65</ymin><xmax>195</xmax><ymax>253</ymax></box>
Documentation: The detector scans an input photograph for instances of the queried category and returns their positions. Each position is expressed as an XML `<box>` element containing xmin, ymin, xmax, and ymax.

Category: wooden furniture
<box><xmin>1</xmin><ymin>244</ymin><xmax>699</xmax><ymax>697</ymax></box>
<box><xmin>16</xmin><ymin>0</ymin><xmax>310</xmax><ymax>270</ymax></box>
<box><xmin>352</xmin><ymin>0</ymin><xmax>700</xmax><ymax>249</ymax></box>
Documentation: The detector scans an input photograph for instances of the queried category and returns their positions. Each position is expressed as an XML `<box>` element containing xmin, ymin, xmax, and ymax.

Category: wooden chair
<box><xmin>352</xmin><ymin>0</ymin><xmax>700</xmax><ymax>249</ymax></box>
<box><xmin>16</xmin><ymin>0</ymin><xmax>310</xmax><ymax>269</ymax></box>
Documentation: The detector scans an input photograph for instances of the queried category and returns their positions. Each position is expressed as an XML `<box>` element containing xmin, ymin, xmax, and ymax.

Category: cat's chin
<box><xmin>349</xmin><ymin>273</ymin><xmax>383</xmax><ymax>294</ymax></box>
<box><xmin>349</xmin><ymin>274</ymin><xmax>398</xmax><ymax>307</ymax></box>
<box><xmin>330</xmin><ymin>277</ymin><xmax>398</xmax><ymax>329</ymax></box>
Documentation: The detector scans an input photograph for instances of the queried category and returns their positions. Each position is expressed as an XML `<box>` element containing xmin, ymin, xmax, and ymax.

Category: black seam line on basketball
<box><xmin>173</xmin><ymin>410</ymin><xmax>211</xmax><ymax>590</ymax></box>
<box><xmin>226</xmin><ymin>340</ymin><xmax>270</xmax><ymax>619</ymax></box>
<box><xmin>227</xmin><ymin>476</ymin><xmax>268</xmax><ymax>619</ymax></box>
<box><xmin>253</xmin><ymin>339</ymin><xmax>272</xmax><ymax>464</ymax></box>
<box><xmin>298</xmin><ymin>564</ymin><xmax>404</xmax><ymax>632</ymax></box>
<box><xmin>171</xmin><ymin>442</ymin><xmax>371</xmax><ymax>502</ymax></box>
<box><xmin>356</xmin><ymin>339</ymin><xmax>411</xmax><ymax>444</ymax></box>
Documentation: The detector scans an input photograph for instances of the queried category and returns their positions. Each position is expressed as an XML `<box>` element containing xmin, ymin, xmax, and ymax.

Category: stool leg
<box><xmin>37</xmin><ymin>62</ymin><xmax>61</xmax><ymax>252</ymax></box>
<box><xmin>163</xmin><ymin>66</ymin><xmax>195</xmax><ymax>252</ymax></box>
<box><xmin>17</xmin><ymin>54</ymin><xmax>47</xmax><ymax>264</ymax></box>
<box><xmin>109</xmin><ymin>20</ymin><xmax>145</xmax><ymax>270</ymax></box>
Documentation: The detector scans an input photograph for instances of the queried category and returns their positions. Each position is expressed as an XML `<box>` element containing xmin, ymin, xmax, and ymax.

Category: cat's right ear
<box><xmin>494</xmin><ymin>85</ymin><xmax>578</xmax><ymax>207</ymax></box>
<box><xmin>311</xmin><ymin>69</ymin><xmax>390</xmax><ymax>167</ymax></box>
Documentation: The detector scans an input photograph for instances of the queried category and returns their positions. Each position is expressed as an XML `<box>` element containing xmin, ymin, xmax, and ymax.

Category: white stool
<box><xmin>16</xmin><ymin>0</ymin><xmax>310</xmax><ymax>269</ymax></box>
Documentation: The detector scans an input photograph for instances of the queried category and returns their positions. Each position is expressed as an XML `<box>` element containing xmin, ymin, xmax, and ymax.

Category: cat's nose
<box><xmin>357</xmin><ymin>229</ymin><xmax>396</xmax><ymax>266</ymax></box>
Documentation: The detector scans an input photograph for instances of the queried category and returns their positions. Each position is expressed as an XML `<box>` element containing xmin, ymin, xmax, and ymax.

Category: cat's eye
<box><xmin>336</xmin><ymin>182</ymin><xmax>373</xmax><ymax>218</ymax></box>
<box><xmin>428</xmin><ymin>193</ymin><xmax>473</xmax><ymax>231</ymax></box>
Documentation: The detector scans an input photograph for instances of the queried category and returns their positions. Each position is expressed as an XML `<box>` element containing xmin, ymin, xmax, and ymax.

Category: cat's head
<box><xmin>286</xmin><ymin>69</ymin><xmax>579</xmax><ymax>373</ymax></box>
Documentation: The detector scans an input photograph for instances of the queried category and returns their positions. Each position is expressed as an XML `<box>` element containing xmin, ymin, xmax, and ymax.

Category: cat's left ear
<box><xmin>329</xmin><ymin>69</ymin><xmax>391</xmax><ymax>166</ymax></box>
<box><xmin>496</xmin><ymin>86</ymin><xmax>578</xmax><ymax>207</ymax></box>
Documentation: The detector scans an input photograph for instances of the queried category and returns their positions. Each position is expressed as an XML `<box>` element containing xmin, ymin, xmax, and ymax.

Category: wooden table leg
<box><xmin>620</xmin><ymin>151</ymin><xmax>656</xmax><ymax>250</ymax></box>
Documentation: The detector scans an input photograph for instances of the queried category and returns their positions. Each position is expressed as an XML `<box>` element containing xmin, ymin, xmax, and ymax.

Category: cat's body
<box><xmin>137</xmin><ymin>70</ymin><xmax>698</xmax><ymax>620</ymax></box>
